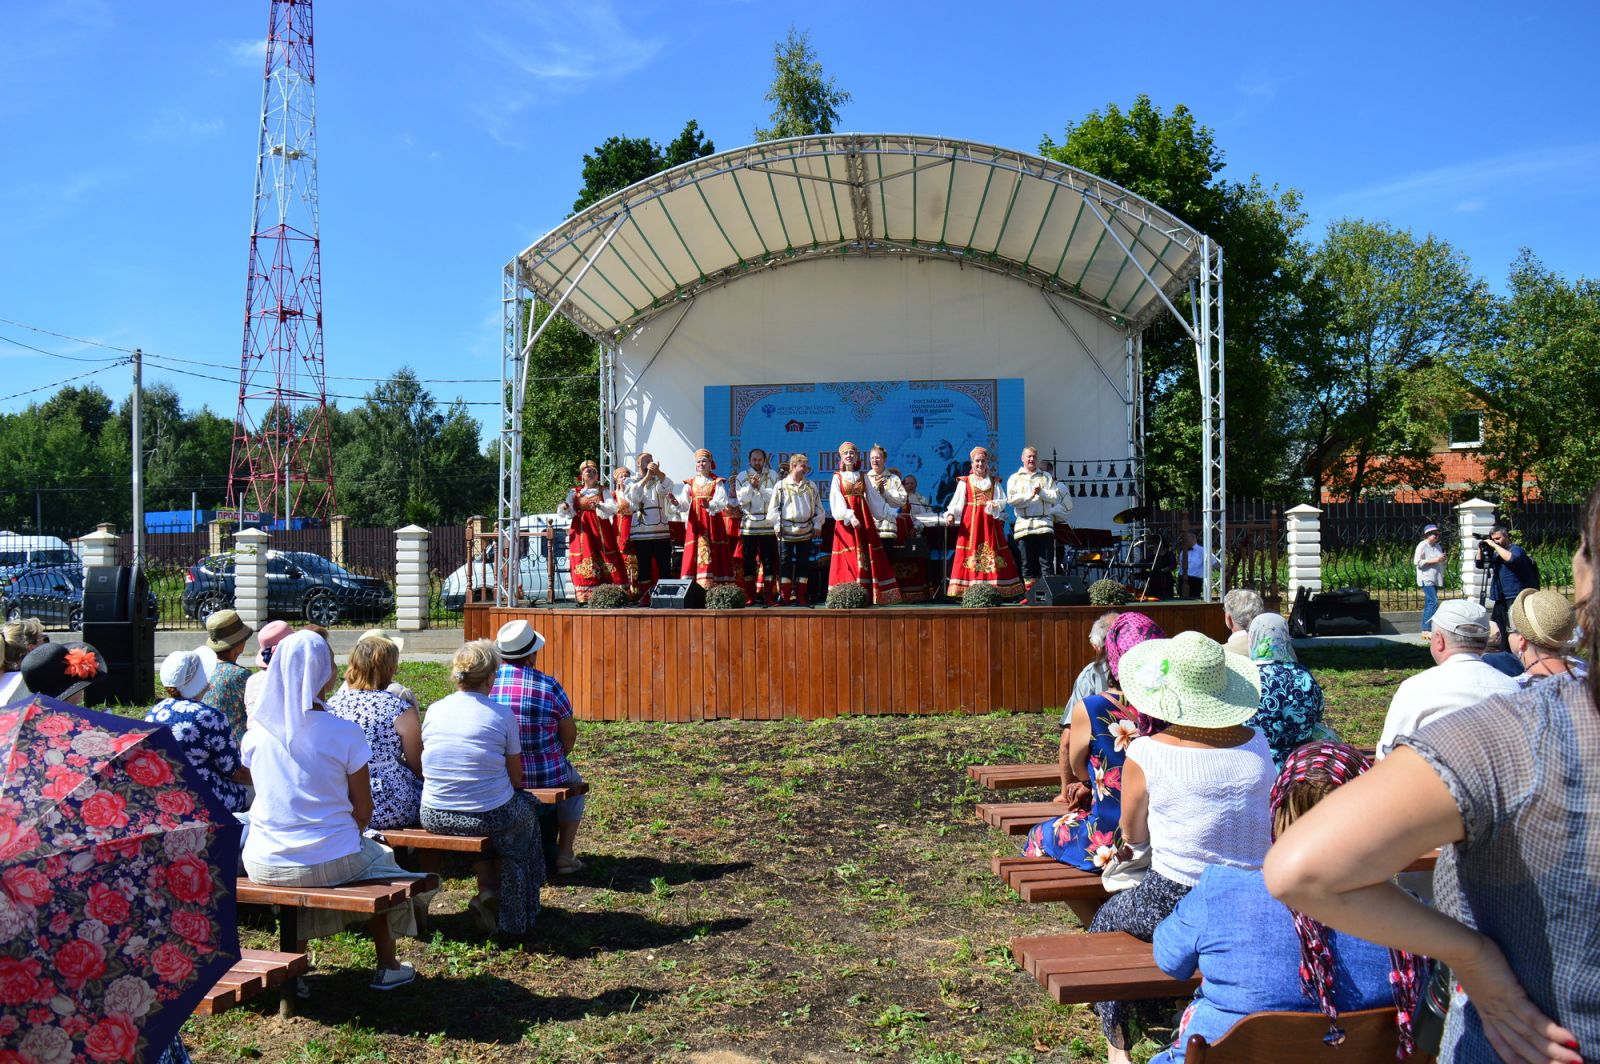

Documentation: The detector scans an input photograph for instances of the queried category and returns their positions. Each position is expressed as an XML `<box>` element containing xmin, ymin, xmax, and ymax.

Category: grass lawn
<box><xmin>180</xmin><ymin>643</ymin><xmax>1430</xmax><ymax>1063</ymax></box>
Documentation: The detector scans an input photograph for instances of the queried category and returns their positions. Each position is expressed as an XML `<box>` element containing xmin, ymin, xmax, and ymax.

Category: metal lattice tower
<box><xmin>229</xmin><ymin>0</ymin><xmax>336</xmax><ymax>522</ymax></box>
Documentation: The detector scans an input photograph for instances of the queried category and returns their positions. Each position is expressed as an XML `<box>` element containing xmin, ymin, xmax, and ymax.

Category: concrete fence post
<box><xmin>208</xmin><ymin>521</ymin><xmax>228</xmax><ymax>558</ymax></box>
<box><xmin>468</xmin><ymin>514</ymin><xmax>487</xmax><ymax>558</ymax></box>
<box><xmin>78</xmin><ymin>528</ymin><xmax>119</xmax><ymax>571</ymax></box>
<box><xmin>329</xmin><ymin>514</ymin><xmax>349</xmax><ymax>569</ymax></box>
<box><xmin>233</xmin><ymin>527</ymin><xmax>271</xmax><ymax>632</ymax></box>
<box><xmin>395</xmin><ymin>525</ymin><xmax>430</xmax><ymax>632</ymax></box>
<box><xmin>1284</xmin><ymin>504</ymin><xmax>1323</xmax><ymax>603</ymax></box>
<box><xmin>1457</xmin><ymin>498</ymin><xmax>1497</xmax><ymax>605</ymax></box>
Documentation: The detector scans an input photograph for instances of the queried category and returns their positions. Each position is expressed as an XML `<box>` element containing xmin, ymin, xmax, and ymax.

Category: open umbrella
<box><xmin>0</xmin><ymin>695</ymin><xmax>241</xmax><ymax>1063</ymax></box>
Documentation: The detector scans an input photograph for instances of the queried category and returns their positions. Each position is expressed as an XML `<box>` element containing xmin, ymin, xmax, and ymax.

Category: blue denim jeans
<box><xmin>1420</xmin><ymin>583</ymin><xmax>1439</xmax><ymax>632</ymax></box>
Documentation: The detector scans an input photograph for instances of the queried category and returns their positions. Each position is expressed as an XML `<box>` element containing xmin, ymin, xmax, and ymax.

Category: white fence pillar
<box><xmin>233</xmin><ymin>527</ymin><xmax>270</xmax><ymax>632</ymax></box>
<box><xmin>1285</xmin><ymin>504</ymin><xmax>1323</xmax><ymax>602</ymax></box>
<box><xmin>1457</xmin><ymin>498</ymin><xmax>1497</xmax><ymax>605</ymax></box>
<box><xmin>78</xmin><ymin>527</ymin><xmax>119</xmax><ymax>571</ymax></box>
<box><xmin>395</xmin><ymin>525</ymin><xmax>430</xmax><ymax>632</ymax></box>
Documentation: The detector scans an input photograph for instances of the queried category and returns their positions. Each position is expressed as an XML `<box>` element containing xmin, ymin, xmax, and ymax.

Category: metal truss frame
<box><xmin>1189</xmin><ymin>236</ymin><xmax>1226</xmax><ymax>601</ymax></box>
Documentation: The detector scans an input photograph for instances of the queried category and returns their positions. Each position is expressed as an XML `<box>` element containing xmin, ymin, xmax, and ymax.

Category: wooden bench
<box><xmin>378</xmin><ymin>782</ymin><xmax>591</xmax><ymax>871</ymax></box>
<box><xmin>1011</xmin><ymin>931</ymin><xmax>1198</xmax><ymax>1004</ymax></box>
<box><xmin>977</xmin><ymin>800</ymin><xmax>1074</xmax><ymax>835</ymax></box>
<box><xmin>1185</xmin><ymin>1007</ymin><xmax>1401</xmax><ymax>1062</ymax></box>
<box><xmin>967</xmin><ymin>763</ymin><xmax>1060</xmax><ymax>790</ymax></box>
<box><xmin>527</xmin><ymin>781</ymin><xmax>590</xmax><ymax>803</ymax></box>
<box><xmin>194</xmin><ymin>949</ymin><xmax>309</xmax><ymax>1016</ymax></box>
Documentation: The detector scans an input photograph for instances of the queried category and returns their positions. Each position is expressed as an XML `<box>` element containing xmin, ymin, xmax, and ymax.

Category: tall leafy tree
<box><xmin>518</xmin><ymin>302</ymin><xmax>600</xmax><ymax>513</ymax></box>
<box><xmin>754</xmin><ymin>28</ymin><xmax>851</xmax><ymax>141</ymax></box>
<box><xmin>1301</xmin><ymin>219</ymin><xmax>1489</xmax><ymax>501</ymax></box>
<box><xmin>572</xmin><ymin>120</ymin><xmax>716</xmax><ymax>213</ymax></box>
<box><xmin>1040</xmin><ymin>96</ymin><xmax>1312</xmax><ymax>503</ymax></box>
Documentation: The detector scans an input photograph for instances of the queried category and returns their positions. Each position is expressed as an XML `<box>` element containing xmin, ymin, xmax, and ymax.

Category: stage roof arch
<box><xmin>513</xmin><ymin>134</ymin><xmax>1211</xmax><ymax>341</ymax></box>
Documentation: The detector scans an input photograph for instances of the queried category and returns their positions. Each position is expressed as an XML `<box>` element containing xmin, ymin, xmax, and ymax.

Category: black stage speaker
<box><xmin>649</xmin><ymin>578</ymin><xmax>703</xmax><ymax>609</ymax></box>
<box><xmin>1026</xmin><ymin>574</ymin><xmax>1090</xmax><ymax>606</ymax></box>
<box><xmin>82</xmin><ymin>565</ymin><xmax>155</xmax><ymax>708</ymax></box>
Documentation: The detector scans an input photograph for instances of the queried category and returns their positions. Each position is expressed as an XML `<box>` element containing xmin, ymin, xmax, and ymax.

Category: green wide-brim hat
<box><xmin>1117</xmin><ymin>630</ymin><xmax>1262</xmax><ymax>729</ymax></box>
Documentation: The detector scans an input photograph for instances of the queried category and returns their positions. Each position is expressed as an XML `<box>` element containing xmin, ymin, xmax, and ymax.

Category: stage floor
<box><xmin>465</xmin><ymin>601</ymin><xmax>1226</xmax><ymax>722</ymax></box>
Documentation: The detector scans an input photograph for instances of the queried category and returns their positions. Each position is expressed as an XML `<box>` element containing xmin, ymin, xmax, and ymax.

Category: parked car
<box><xmin>4</xmin><ymin>564</ymin><xmax>157</xmax><ymax>630</ymax></box>
<box><xmin>439</xmin><ymin>517</ymin><xmax>569</xmax><ymax>610</ymax></box>
<box><xmin>182</xmin><ymin>550</ymin><xmax>395</xmax><ymax>626</ymax></box>
<box><xmin>0</xmin><ymin>534</ymin><xmax>79</xmax><ymax>583</ymax></box>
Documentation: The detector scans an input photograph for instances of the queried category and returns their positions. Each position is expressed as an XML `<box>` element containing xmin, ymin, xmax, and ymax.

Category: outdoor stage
<box><xmin>464</xmin><ymin>602</ymin><xmax>1225</xmax><ymax>722</ymax></box>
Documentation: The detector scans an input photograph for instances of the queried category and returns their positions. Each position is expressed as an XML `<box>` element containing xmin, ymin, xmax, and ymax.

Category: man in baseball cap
<box><xmin>1377</xmin><ymin>599</ymin><xmax>1519</xmax><ymax>758</ymax></box>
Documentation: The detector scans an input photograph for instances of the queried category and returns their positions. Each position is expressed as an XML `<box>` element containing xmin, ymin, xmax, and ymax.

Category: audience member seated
<box><xmin>1244</xmin><ymin>613</ymin><xmax>1326</xmax><ymax>768</ymax></box>
<box><xmin>199</xmin><ymin>609</ymin><xmax>253</xmax><ymax>742</ymax></box>
<box><xmin>243</xmin><ymin>619</ymin><xmax>294</xmax><ymax>724</ymax></box>
<box><xmin>241</xmin><ymin>630</ymin><xmax>428</xmax><ymax>991</ymax></box>
<box><xmin>1089</xmin><ymin>631</ymin><xmax>1277</xmax><ymax>1064</ymax></box>
<box><xmin>362</xmin><ymin>629</ymin><xmax>420</xmax><ymax>710</ymax></box>
<box><xmin>490</xmin><ymin>620</ymin><xmax>586</xmax><ymax>874</ymax></box>
<box><xmin>1148</xmin><ymin>743</ymin><xmax>1422</xmax><ymax>1062</ymax></box>
<box><xmin>1025</xmin><ymin>613</ymin><xmax>1166</xmax><ymax>862</ymax></box>
<box><xmin>1268</xmin><ymin>485</ymin><xmax>1600</xmax><ymax>1064</ymax></box>
<box><xmin>148</xmin><ymin>651</ymin><xmax>251</xmax><ymax>814</ymax></box>
<box><xmin>5</xmin><ymin>617</ymin><xmax>47</xmax><ymax>655</ymax></box>
<box><xmin>1052</xmin><ymin>610</ymin><xmax>1122</xmax><ymax>804</ymax></box>
<box><xmin>1375</xmin><ymin>599</ymin><xmax>1518</xmax><ymax>758</ymax></box>
<box><xmin>1221</xmin><ymin>588</ymin><xmax>1264</xmax><ymax>657</ymax></box>
<box><xmin>19</xmin><ymin>639</ymin><xmax>106</xmax><ymax>705</ymax></box>
<box><xmin>328</xmin><ymin>635</ymin><xmax>423</xmax><ymax>830</ymax></box>
<box><xmin>421</xmin><ymin>640</ymin><xmax>545</xmax><ymax>937</ymax></box>
<box><xmin>1506</xmin><ymin>587</ymin><xmax>1586</xmax><ymax>685</ymax></box>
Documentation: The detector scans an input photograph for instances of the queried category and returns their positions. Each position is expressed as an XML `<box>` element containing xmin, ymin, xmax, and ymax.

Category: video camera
<box><xmin>1476</xmin><ymin>537</ymin><xmax>1497</xmax><ymax>566</ymax></box>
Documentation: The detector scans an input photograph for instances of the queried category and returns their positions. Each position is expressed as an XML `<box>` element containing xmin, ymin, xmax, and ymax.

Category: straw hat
<box><xmin>495</xmin><ymin>619</ymin><xmax>544</xmax><ymax>659</ymax></box>
<box><xmin>360</xmin><ymin>628</ymin><xmax>405</xmax><ymax>655</ymax></box>
<box><xmin>205</xmin><ymin>609</ymin><xmax>253</xmax><ymax>653</ymax></box>
<box><xmin>1510</xmin><ymin>588</ymin><xmax>1577</xmax><ymax>649</ymax></box>
<box><xmin>1116</xmin><ymin>631</ymin><xmax>1261</xmax><ymax>729</ymax></box>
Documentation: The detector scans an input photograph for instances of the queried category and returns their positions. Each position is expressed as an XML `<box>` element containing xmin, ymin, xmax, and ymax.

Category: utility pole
<box><xmin>132</xmin><ymin>347</ymin><xmax>144</xmax><ymax>565</ymax></box>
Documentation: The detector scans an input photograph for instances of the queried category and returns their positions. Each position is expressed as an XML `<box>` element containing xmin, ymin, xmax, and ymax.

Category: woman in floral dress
<box><xmin>147</xmin><ymin>650</ymin><xmax>250</xmax><ymax>813</ymax></box>
<box><xmin>560</xmin><ymin>460</ymin><xmax>629</xmax><ymax>604</ymax></box>
<box><xmin>1022</xmin><ymin>613</ymin><xmax>1167</xmax><ymax>869</ymax></box>
<box><xmin>328</xmin><ymin>635</ymin><xmax>423</xmax><ymax>830</ymax></box>
<box><xmin>1244</xmin><ymin>612</ymin><xmax>1325</xmax><ymax>768</ymax></box>
<box><xmin>941</xmin><ymin>446</ymin><xmax>1024</xmax><ymax>598</ymax></box>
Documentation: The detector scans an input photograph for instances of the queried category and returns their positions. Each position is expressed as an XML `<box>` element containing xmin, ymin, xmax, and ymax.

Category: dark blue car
<box><xmin>182</xmin><ymin>550</ymin><xmax>394</xmax><ymax>626</ymax></box>
<box><xmin>3</xmin><ymin>565</ymin><xmax>158</xmax><ymax>630</ymax></box>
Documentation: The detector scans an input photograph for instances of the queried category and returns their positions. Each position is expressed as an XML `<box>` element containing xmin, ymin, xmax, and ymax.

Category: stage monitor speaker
<box><xmin>82</xmin><ymin>566</ymin><xmax>155</xmax><ymax>707</ymax></box>
<box><xmin>1026</xmin><ymin>574</ymin><xmax>1090</xmax><ymax>606</ymax></box>
<box><xmin>649</xmin><ymin>578</ymin><xmax>703</xmax><ymax>610</ymax></box>
<box><xmin>83</xmin><ymin>565</ymin><xmax>137</xmax><ymax>623</ymax></box>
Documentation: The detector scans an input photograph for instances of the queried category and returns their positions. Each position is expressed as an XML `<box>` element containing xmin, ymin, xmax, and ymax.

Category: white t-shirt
<box><xmin>241</xmin><ymin>709</ymin><xmax>371</xmax><ymax>868</ymax></box>
<box><xmin>1413</xmin><ymin>539</ymin><xmax>1446</xmax><ymax>587</ymax></box>
<box><xmin>1376</xmin><ymin>653</ymin><xmax>1521</xmax><ymax>758</ymax></box>
<box><xmin>420</xmin><ymin>691</ymin><xmax>519</xmax><ymax>813</ymax></box>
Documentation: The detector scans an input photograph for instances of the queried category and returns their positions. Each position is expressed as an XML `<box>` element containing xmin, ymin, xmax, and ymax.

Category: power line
<box><xmin>0</xmin><ymin>332</ymin><xmax>130</xmax><ymax>363</ymax></box>
<box><xmin>0</xmin><ymin>361</ymin><xmax>131</xmax><ymax>405</ymax></box>
<box><xmin>0</xmin><ymin>316</ymin><xmax>137</xmax><ymax>354</ymax></box>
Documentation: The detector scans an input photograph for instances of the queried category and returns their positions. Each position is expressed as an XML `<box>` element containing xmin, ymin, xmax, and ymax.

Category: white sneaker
<box><xmin>370</xmin><ymin>963</ymin><xmax>416</xmax><ymax>991</ymax></box>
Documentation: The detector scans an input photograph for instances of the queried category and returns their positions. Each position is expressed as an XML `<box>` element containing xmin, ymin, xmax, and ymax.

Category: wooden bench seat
<box><xmin>1185</xmin><ymin>1006</ymin><xmax>1400</xmax><ymax>1061</ymax></box>
<box><xmin>967</xmin><ymin>763</ymin><xmax>1059</xmax><ymax>790</ymax></box>
<box><xmin>1011</xmin><ymin>931</ymin><xmax>1198</xmax><ymax>1004</ymax></box>
<box><xmin>977</xmin><ymin>800</ymin><xmax>1074</xmax><ymax>835</ymax></box>
<box><xmin>194</xmin><ymin>949</ymin><xmax>309</xmax><ymax>1016</ymax></box>
<box><xmin>526</xmin><ymin>781</ymin><xmax>589</xmax><ymax>803</ymax></box>
<box><xmin>379</xmin><ymin>828</ymin><xmax>493</xmax><ymax>854</ymax></box>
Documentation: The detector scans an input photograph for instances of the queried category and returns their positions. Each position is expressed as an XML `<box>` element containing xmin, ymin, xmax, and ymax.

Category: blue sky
<box><xmin>2</xmin><ymin>0</ymin><xmax>1595</xmax><ymax>430</ymax></box>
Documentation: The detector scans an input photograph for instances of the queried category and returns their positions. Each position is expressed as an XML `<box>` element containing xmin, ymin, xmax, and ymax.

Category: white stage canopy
<box><xmin>500</xmin><ymin>134</ymin><xmax>1226</xmax><ymax>597</ymax></box>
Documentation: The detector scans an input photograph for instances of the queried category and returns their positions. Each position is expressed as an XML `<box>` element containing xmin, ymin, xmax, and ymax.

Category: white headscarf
<box><xmin>253</xmin><ymin>630</ymin><xmax>335</xmax><ymax>753</ymax></box>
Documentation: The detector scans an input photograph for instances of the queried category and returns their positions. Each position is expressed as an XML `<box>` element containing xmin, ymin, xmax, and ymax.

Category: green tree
<box><xmin>518</xmin><ymin>301</ymin><xmax>599</xmax><ymax>512</ymax></box>
<box><xmin>572</xmin><ymin>120</ymin><xmax>716</xmax><ymax>213</ymax></box>
<box><xmin>754</xmin><ymin>28</ymin><xmax>851</xmax><ymax>141</ymax></box>
<box><xmin>1302</xmin><ymin>219</ymin><xmax>1489</xmax><ymax>501</ymax></box>
<box><xmin>1040</xmin><ymin>96</ymin><xmax>1312</xmax><ymax>503</ymax></box>
<box><xmin>1465</xmin><ymin>250</ymin><xmax>1600</xmax><ymax>502</ymax></box>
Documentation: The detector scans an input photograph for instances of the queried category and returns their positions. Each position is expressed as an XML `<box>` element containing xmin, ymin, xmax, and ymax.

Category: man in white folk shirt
<box><xmin>1375</xmin><ymin>598</ymin><xmax>1519</xmax><ymax>758</ymax></box>
<box><xmin>734</xmin><ymin>447</ymin><xmax>780</xmax><ymax>605</ymax></box>
<box><xmin>765</xmin><ymin>452</ymin><xmax>825</xmax><ymax>606</ymax></box>
<box><xmin>865</xmin><ymin>444</ymin><xmax>909</xmax><ymax>547</ymax></box>
<box><xmin>620</xmin><ymin>451</ymin><xmax>679</xmax><ymax>602</ymax></box>
<box><xmin>1007</xmin><ymin>445</ymin><xmax>1062</xmax><ymax>592</ymax></box>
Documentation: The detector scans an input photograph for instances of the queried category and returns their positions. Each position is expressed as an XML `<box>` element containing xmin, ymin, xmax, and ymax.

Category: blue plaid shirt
<box><xmin>488</xmin><ymin>662</ymin><xmax>574</xmax><ymax>788</ymax></box>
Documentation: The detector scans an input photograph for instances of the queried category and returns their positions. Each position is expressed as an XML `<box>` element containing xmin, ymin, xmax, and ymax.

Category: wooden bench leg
<box><xmin>278</xmin><ymin>908</ymin><xmax>300</xmax><ymax>1017</ymax></box>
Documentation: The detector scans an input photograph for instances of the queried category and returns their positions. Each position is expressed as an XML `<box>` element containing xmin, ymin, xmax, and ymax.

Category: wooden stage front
<box><xmin>464</xmin><ymin>602</ymin><xmax>1226</xmax><ymax>722</ymax></box>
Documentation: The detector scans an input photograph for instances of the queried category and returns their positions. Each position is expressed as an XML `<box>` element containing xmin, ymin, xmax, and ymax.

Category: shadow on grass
<box><xmin>533</xmin><ymin>908</ymin><xmax>752</xmax><ymax>958</ymax></box>
<box><xmin>573</xmin><ymin>855</ymin><xmax>754</xmax><ymax>892</ymax></box>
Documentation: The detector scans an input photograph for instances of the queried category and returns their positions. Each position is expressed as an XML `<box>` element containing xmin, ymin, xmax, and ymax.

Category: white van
<box><xmin>0</xmin><ymin>533</ymin><xmax>80</xmax><ymax>578</ymax></box>
<box><xmin>439</xmin><ymin>514</ymin><xmax>570</xmax><ymax>610</ymax></box>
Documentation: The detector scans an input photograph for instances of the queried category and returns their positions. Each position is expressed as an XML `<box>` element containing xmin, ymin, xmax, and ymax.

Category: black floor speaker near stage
<box><xmin>1290</xmin><ymin>585</ymin><xmax>1381</xmax><ymax>636</ymax></box>
<box><xmin>1025</xmin><ymin>574</ymin><xmax>1090</xmax><ymax>606</ymax></box>
<box><xmin>648</xmin><ymin>578</ymin><xmax>704</xmax><ymax>609</ymax></box>
<box><xmin>82</xmin><ymin>565</ymin><xmax>155</xmax><ymax>707</ymax></box>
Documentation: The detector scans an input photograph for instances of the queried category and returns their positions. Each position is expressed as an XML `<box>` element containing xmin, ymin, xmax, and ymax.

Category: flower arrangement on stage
<box><xmin>1088</xmin><ymin>579</ymin><xmax>1130</xmax><ymax>607</ymax></box>
<box><xmin>586</xmin><ymin>585</ymin><xmax>631</xmax><ymax>610</ymax></box>
<box><xmin>960</xmin><ymin>584</ymin><xmax>1005</xmax><ymax>609</ymax></box>
<box><xmin>704</xmin><ymin>585</ymin><xmax>747</xmax><ymax>611</ymax></box>
<box><xmin>824</xmin><ymin>583</ymin><xmax>869</xmax><ymax>610</ymax></box>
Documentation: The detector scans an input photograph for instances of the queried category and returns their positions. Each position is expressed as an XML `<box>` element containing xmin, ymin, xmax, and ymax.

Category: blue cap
<box><xmin>1422</xmin><ymin>523</ymin><xmax>1440</xmax><ymax>534</ymax></box>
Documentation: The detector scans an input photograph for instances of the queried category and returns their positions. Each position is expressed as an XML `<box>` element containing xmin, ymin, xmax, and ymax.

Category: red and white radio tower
<box><xmin>229</xmin><ymin>0</ymin><xmax>336</xmax><ymax>522</ymax></box>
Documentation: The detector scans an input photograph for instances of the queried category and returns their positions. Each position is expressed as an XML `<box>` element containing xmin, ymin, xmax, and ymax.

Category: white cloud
<box><xmin>1454</xmin><ymin>199</ymin><xmax>1486</xmax><ymax>214</ymax></box>
<box><xmin>228</xmin><ymin>38</ymin><xmax>267</xmax><ymax>66</ymax></box>
<box><xmin>131</xmin><ymin>108</ymin><xmax>225</xmax><ymax>142</ymax></box>
<box><xmin>1322</xmin><ymin>142</ymin><xmax>1600</xmax><ymax>217</ymax></box>
<box><xmin>0</xmin><ymin>172</ymin><xmax>108</xmax><ymax>240</ymax></box>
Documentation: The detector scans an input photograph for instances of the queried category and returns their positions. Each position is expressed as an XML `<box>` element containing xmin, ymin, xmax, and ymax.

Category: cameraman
<box><xmin>1475</xmin><ymin>523</ymin><xmax>1539</xmax><ymax>649</ymax></box>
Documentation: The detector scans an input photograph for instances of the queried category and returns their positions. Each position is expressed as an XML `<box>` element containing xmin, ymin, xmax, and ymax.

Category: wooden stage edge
<box><xmin>465</xmin><ymin>602</ymin><xmax>1226</xmax><ymax>723</ymax></box>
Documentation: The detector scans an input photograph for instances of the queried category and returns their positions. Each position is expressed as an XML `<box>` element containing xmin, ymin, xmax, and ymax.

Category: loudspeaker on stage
<box><xmin>1025</xmin><ymin>574</ymin><xmax>1091</xmax><ymax>607</ymax></box>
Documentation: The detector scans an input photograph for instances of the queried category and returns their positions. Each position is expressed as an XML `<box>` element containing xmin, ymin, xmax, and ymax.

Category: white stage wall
<box><xmin>614</xmin><ymin>256</ymin><xmax>1136</xmax><ymax>529</ymax></box>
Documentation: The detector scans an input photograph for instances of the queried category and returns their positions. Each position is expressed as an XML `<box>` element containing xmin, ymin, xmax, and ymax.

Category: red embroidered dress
<box><xmin>565</xmin><ymin>486</ymin><xmax>628</xmax><ymax>604</ymax></box>
<box><xmin>828</xmin><ymin>472</ymin><xmax>902</xmax><ymax>605</ymax></box>
<box><xmin>946</xmin><ymin>475</ymin><xmax>1024</xmax><ymax>598</ymax></box>
<box><xmin>677</xmin><ymin>476</ymin><xmax>737</xmax><ymax>589</ymax></box>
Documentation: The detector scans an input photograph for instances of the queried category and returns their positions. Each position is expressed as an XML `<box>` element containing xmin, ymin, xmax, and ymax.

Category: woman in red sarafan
<box><xmin>560</xmin><ymin>460</ymin><xmax>628</xmax><ymax>604</ymax></box>
<box><xmin>676</xmin><ymin>449</ymin><xmax>737</xmax><ymax>590</ymax></box>
<box><xmin>827</xmin><ymin>441</ymin><xmax>902</xmax><ymax>605</ymax></box>
<box><xmin>942</xmin><ymin>445</ymin><xmax>1024</xmax><ymax>599</ymax></box>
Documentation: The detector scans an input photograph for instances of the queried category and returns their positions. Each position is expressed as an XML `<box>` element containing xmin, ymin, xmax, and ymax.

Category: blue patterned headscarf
<box><xmin>1248</xmin><ymin>612</ymin><xmax>1297</xmax><ymax>665</ymax></box>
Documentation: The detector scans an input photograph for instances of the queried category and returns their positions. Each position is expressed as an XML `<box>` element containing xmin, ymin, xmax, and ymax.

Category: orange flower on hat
<box><xmin>64</xmin><ymin>647</ymin><xmax>100</xmax><ymax>679</ymax></box>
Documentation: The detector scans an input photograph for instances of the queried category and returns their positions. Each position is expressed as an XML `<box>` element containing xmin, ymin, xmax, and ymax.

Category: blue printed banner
<box><xmin>704</xmin><ymin>379</ymin><xmax>1024</xmax><ymax>506</ymax></box>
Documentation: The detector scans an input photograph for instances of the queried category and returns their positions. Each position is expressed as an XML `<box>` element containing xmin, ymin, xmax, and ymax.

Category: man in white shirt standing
<box><xmin>1375</xmin><ymin>599</ymin><xmax>1519</xmax><ymax>758</ymax></box>
<box><xmin>1412</xmin><ymin>523</ymin><xmax>1447</xmax><ymax>638</ymax></box>
<box><xmin>734</xmin><ymin>448</ymin><xmax>780</xmax><ymax>605</ymax></box>
<box><xmin>1006</xmin><ymin>446</ymin><xmax>1061</xmax><ymax>592</ymax></box>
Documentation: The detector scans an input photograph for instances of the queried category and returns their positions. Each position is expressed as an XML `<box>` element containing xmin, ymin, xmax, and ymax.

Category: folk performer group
<box><xmin>557</xmin><ymin>442</ymin><xmax>1068</xmax><ymax>607</ymax></box>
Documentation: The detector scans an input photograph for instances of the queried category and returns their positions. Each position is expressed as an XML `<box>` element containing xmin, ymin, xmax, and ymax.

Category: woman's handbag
<box><xmin>1100</xmin><ymin>841</ymin><xmax>1151</xmax><ymax>893</ymax></box>
<box><xmin>1410</xmin><ymin>961</ymin><xmax>1451</xmax><ymax>1057</ymax></box>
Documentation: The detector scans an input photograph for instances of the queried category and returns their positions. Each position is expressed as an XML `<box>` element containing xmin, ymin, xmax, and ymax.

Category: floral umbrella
<box><xmin>0</xmin><ymin>695</ymin><xmax>241</xmax><ymax>1064</ymax></box>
